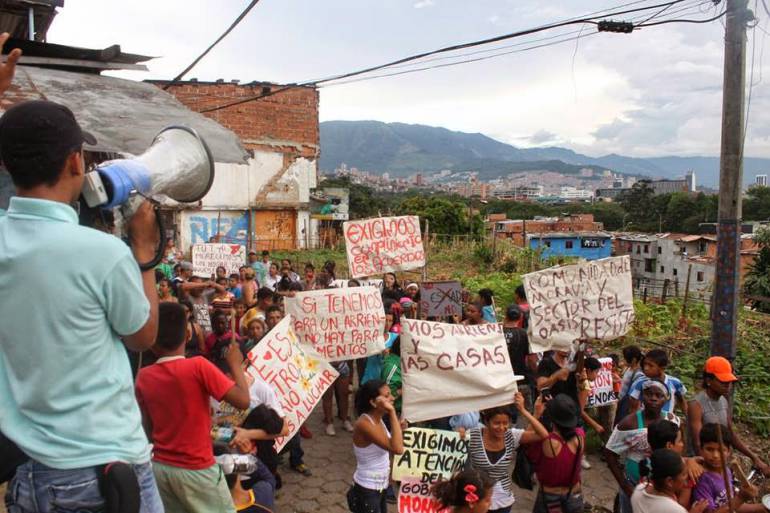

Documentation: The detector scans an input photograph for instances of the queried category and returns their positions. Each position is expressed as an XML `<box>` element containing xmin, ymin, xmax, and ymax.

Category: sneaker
<box><xmin>325</xmin><ymin>423</ymin><xmax>336</xmax><ymax>436</ymax></box>
<box><xmin>581</xmin><ymin>456</ymin><xmax>592</xmax><ymax>470</ymax></box>
<box><xmin>299</xmin><ymin>425</ymin><xmax>312</xmax><ymax>439</ymax></box>
<box><xmin>343</xmin><ymin>419</ymin><xmax>354</xmax><ymax>432</ymax></box>
<box><xmin>291</xmin><ymin>463</ymin><xmax>312</xmax><ymax>477</ymax></box>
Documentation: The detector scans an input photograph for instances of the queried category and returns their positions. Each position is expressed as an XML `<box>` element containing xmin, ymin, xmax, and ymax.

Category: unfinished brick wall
<box><xmin>151</xmin><ymin>81</ymin><xmax>319</xmax><ymax>159</ymax></box>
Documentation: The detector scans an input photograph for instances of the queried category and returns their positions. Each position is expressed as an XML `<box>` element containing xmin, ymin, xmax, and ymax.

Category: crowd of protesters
<box><xmin>1</xmin><ymin>39</ymin><xmax>768</xmax><ymax>513</ymax></box>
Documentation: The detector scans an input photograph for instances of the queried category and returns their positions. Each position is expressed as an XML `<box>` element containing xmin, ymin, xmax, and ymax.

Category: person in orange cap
<box><xmin>689</xmin><ymin>356</ymin><xmax>770</xmax><ymax>475</ymax></box>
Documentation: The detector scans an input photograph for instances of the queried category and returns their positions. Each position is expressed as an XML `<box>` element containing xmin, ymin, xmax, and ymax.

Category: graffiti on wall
<box><xmin>185</xmin><ymin>211</ymin><xmax>249</xmax><ymax>246</ymax></box>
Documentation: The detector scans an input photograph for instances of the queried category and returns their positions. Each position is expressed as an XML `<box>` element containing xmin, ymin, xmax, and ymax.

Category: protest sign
<box><xmin>587</xmin><ymin>357</ymin><xmax>618</xmax><ymax>408</ymax></box>
<box><xmin>399</xmin><ymin>478</ymin><xmax>450</xmax><ymax>513</ymax></box>
<box><xmin>192</xmin><ymin>243</ymin><xmax>246</xmax><ymax>278</ymax></box>
<box><xmin>522</xmin><ymin>255</ymin><xmax>635</xmax><ymax>352</ymax></box>
<box><xmin>392</xmin><ymin>428</ymin><xmax>468</xmax><ymax>482</ymax></box>
<box><xmin>419</xmin><ymin>281</ymin><xmax>462</xmax><ymax>318</ymax></box>
<box><xmin>344</xmin><ymin>216</ymin><xmax>425</xmax><ymax>278</ymax></box>
<box><xmin>285</xmin><ymin>286</ymin><xmax>386</xmax><ymax>361</ymax></box>
<box><xmin>245</xmin><ymin>316</ymin><xmax>339</xmax><ymax>451</ymax></box>
<box><xmin>192</xmin><ymin>303</ymin><xmax>212</xmax><ymax>333</ymax></box>
<box><xmin>400</xmin><ymin>319</ymin><xmax>520</xmax><ymax>422</ymax></box>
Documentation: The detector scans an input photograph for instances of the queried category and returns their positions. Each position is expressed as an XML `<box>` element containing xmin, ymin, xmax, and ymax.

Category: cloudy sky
<box><xmin>47</xmin><ymin>0</ymin><xmax>770</xmax><ymax>158</ymax></box>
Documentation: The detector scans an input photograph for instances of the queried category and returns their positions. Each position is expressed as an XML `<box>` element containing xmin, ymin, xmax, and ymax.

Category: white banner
<box><xmin>192</xmin><ymin>243</ymin><xmax>246</xmax><ymax>278</ymax></box>
<box><xmin>400</xmin><ymin>319</ymin><xmax>520</xmax><ymax>423</ymax></box>
<box><xmin>245</xmin><ymin>316</ymin><xmax>339</xmax><ymax>451</ymax></box>
<box><xmin>343</xmin><ymin>216</ymin><xmax>425</xmax><ymax>278</ymax></box>
<box><xmin>284</xmin><ymin>286</ymin><xmax>387</xmax><ymax>361</ymax></box>
<box><xmin>522</xmin><ymin>255</ymin><xmax>635</xmax><ymax>352</ymax></box>
<box><xmin>587</xmin><ymin>357</ymin><xmax>618</xmax><ymax>408</ymax></box>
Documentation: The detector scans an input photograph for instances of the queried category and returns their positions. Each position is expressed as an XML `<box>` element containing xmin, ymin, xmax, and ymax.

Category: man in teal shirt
<box><xmin>0</xmin><ymin>100</ymin><xmax>163</xmax><ymax>512</ymax></box>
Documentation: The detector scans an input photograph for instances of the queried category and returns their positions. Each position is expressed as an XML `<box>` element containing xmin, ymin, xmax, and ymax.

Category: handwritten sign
<box><xmin>192</xmin><ymin>243</ymin><xmax>246</xmax><ymax>278</ymax></box>
<box><xmin>587</xmin><ymin>357</ymin><xmax>618</xmax><ymax>408</ymax></box>
<box><xmin>245</xmin><ymin>316</ymin><xmax>339</xmax><ymax>451</ymax></box>
<box><xmin>522</xmin><ymin>255</ymin><xmax>635</xmax><ymax>352</ymax></box>
<box><xmin>400</xmin><ymin>319</ymin><xmax>520</xmax><ymax>423</ymax></box>
<box><xmin>399</xmin><ymin>478</ymin><xmax>450</xmax><ymax>513</ymax></box>
<box><xmin>393</xmin><ymin>428</ymin><xmax>468</xmax><ymax>482</ymax></box>
<box><xmin>419</xmin><ymin>281</ymin><xmax>462</xmax><ymax>318</ymax></box>
<box><xmin>192</xmin><ymin>302</ymin><xmax>212</xmax><ymax>334</ymax></box>
<box><xmin>285</xmin><ymin>286</ymin><xmax>386</xmax><ymax>362</ymax></box>
<box><xmin>344</xmin><ymin>216</ymin><xmax>425</xmax><ymax>278</ymax></box>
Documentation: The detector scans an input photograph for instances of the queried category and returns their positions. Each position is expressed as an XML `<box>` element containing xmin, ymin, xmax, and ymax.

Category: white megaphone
<box><xmin>81</xmin><ymin>126</ymin><xmax>215</xmax><ymax>210</ymax></box>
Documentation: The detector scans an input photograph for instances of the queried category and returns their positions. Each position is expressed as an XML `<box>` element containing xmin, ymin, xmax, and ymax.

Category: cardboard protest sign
<box><xmin>344</xmin><ymin>216</ymin><xmax>425</xmax><ymax>278</ymax></box>
<box><xmin>285</xmin><ymin>286</ymin><xmax>386</xmax><ymax>361</ymax></box>
<box><xmin>522</xmin><ymin>255</ymin><xmax>635</xmax><ymax>352</ymax></box>
<box><xmin>392</xmin><ymin>428</ymin><xmax>468</xmax><ymax>482</ymax></box>
<box><xmin>419</xmin><ymin>281</ymin><xmax>462</xmax><ymax>318</ymax></box>
<box><xmin>398</xmin><ymin>478</ymin><xmax>450</xmax><ymax>513</ymax></box>
<box><xmin>400</xmin><ymin>319</ymin><xmax>520</xmax><ymax>423</ymax></box>
<box><xmin>587</xmin><ymin>357</ymin><xmax>618</xmax><ymax>407</ymax></box>
<box><xmin>192</xmin><ymin>243</ymin><xmax>246</xmax><ymax>278</ymax></box>
<box><xmin>245</xmin><ymin>316</ymin><xmax>339</xmax><ymax>451</ymax></box>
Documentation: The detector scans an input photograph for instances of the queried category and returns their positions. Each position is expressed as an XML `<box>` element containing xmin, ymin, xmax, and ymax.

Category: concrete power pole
<box><xmin>711</xmin><ymin>0</ymin><xmax>751</xmax><ymax>359</ymax></box>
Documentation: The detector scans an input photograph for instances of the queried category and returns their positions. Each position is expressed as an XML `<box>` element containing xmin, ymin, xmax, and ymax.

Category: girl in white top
<box><xmin>631</xmin><ymin>449</ymin><xmax>708</xmax><ymax>513</ymax></box>
<box><xmin>347</xmin><ymin>379</ymin><xmax>404</xmax><ymax>513</ymax></box>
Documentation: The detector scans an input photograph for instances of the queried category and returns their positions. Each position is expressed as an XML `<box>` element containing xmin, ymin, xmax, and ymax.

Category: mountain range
<box><xmin>319</xmin><ymin>120</ymin><xmax>770</xmax><ymax>188</ymax></box>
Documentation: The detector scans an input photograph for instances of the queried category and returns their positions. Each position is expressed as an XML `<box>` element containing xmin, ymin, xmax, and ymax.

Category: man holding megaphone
<box><xmin>0</xmin><ymin>98</ymin><xmax>164</xmax><ymax>512</ymax></box>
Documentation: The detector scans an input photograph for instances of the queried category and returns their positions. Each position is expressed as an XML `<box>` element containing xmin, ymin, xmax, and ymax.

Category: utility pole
<box><xmin>711</xmin><ymin>0</ymin><xmax>751</xmax><ymax>360</ymax></box>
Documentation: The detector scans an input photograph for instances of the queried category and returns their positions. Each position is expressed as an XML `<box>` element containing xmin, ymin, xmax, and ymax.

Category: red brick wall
<box><xmin>153</xmin><ymin>81</ymin><xmax>319</xmax><ymax>158</ymax></box>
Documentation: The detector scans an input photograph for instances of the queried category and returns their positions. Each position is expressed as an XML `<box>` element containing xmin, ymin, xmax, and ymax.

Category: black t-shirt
<box><xmin>536</xmin><ymin>355</ymin><xmax>578</xmax><ymax>403</ymax></box>
<box><xmin>503</xmin><ymin>327</ymin><xmax>531</xmax><ymax>380</ymax></box>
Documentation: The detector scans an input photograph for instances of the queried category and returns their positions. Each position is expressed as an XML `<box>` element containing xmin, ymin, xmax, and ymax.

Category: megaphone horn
<box><xmin>82</xmin><ymin>126</ymin><xmax>215</xmax><ymax>209</ymax></box>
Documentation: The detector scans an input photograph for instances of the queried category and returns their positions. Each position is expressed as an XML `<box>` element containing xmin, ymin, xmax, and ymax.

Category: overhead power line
<box><xmin>163</xmin><ymin>0</ymin><xmax>262</xmax><ymax>90</ymax></box>
<box><xmin>197</xmin><ymin>0</ymin><xmax>725</xmax><ymax>113</ymax></box>
<box><xmin>635</xmin><ymin>9</ymin><xmax>726</xmax><ymax>26</ymax></box>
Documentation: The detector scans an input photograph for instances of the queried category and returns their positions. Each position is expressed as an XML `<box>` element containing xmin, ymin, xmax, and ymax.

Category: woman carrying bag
<box><xmin>525</xmin><ymin>394</ymin><xmax>585</xmax><ymax>513</ymax></box>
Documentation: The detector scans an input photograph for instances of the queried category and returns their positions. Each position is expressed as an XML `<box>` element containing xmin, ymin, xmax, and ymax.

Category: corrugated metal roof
<box><xmin>678</xmin><ymin>235</ymin><xmax>716</xmax><ymax>243</ymax></box>
<box><xmin>2</xmin><ymin>66</ymin><xmax>249</xmax><ymax>163</ymax></box>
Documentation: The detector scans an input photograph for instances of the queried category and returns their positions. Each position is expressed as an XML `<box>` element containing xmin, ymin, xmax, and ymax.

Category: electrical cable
<box><xmin>199</xmin><ymin>0</ymin><xmax>688</xmax><ymax>112</ymax></box>
<box><xmin>635</xmin><ymin>9</ymin><xmax>726</xmax><ymax>26</ymax></box>
<box><xmin>163</xmin><ymin>0</ymin><xmax>262</xmax><ymax>90</ymax></box>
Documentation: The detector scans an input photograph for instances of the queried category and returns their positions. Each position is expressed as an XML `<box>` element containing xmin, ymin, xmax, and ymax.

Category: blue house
<box><xmin>528</xmin><ymin>231</ymin><xmax>612</xmax><ymax>260</ymax></box>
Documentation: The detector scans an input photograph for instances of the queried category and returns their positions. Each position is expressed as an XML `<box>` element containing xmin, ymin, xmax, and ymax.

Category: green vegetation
<box><xmin>745</xmin><ymin>226</ymin><xmax>770</xmax><ymax>313</ymax></box>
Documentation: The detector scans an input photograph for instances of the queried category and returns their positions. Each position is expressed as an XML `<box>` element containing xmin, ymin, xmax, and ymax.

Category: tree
<box><xmin>743</xmin><ymin>185</ymin><xmax>770</xmax><ymax>222</ymax></box>
<box><xmin>619</xmin><ymin>182</ymin><xmax>656</xmax><ymax>231</ymax></box>
<box><xmin>744</xmin><ymin>226</ymin><xmax>770</xmax><ymax>313</ymax></box>
<box><xmin>396</xmin><ymin>196</ymin><xmax>476</xmax><ymax>237</ymax></box>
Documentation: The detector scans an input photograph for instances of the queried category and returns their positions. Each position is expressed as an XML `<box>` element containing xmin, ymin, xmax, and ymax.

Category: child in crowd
<box><xmin>135</xmin><ymin>302</ymin><xmax>251</xmax><ymax>513</ymax></box>
<box><xmin>478</xmin><ymin>288</ymin><xmax>497</xmax><ymax>323</ymax></box>
<box><xmin>693</xmin><ymin>424</ymin><xmax>762</xmax><ymax>513</ymax></box>
<box><xmin>264</xmin><ymin>305</ymin><xmax>283</xmax><ymax>331</ymax></box>
<box><xmin>243</xmin><ymin>318</ymin><xmax>266</xmax><ymax>354</ymax></box>
<box><xmin>628</xmin><ymin>349</ymin><xmax>688</xmax><ymax>422</ymax></box>
<box><xmin>616</xmin><ymin>345</ymin><xmax>644</xmax><ymax>423</ymax></box>
<box><xmin>631</xmin><ymin>449</ymin><xmax>709</xmax><ymax>513</ymax></box>
<box><xmin>605</xmin><ymin>378</ymin><xmax>681</xmax><ymax>513</ymax></box>
<box><xmin>158</xmin><ymin>277</ymin><xmax>178</xmax><ymax>303</ymax></box>
<box><xmin>646</xmin><ymin>419</ymin><xmax>702</xmax><ymax>508</ymax></box>
<box><xmin>581</xmin><ymin>356</ymin><xmax>610</xmax><ymax>439</ymax></box>
<box><xmin>210</xmin><ymin>277</ymin><xmax>235</xmax><ymax>312</ymax></box>
<box><xmin>205</xmin><ymin>310</ymin><xmax>241</xmax><ymax>357</ymax></box>
<box><xmin>232</xmin><ymin>299</ymin><xmax>246</xmax><ymax>336</ymax></box>
<box><xmin>689</xmin><ymin>357</ymin><xmax>770</xmax><ymax>475</ymax></box>
<box><xmin>227</xmin><ymin>273</ymin><xmax>242</xmax><ymax>300</ymax></box>
<box><xmin>239</xmin><ymin>288</ymin><xmax>274</xmax><ymax>336</ymax></box>
<box><xmin>431</xmin><ymin>469</ymin><xmax>495</xmax><ymax>513</ymax></box>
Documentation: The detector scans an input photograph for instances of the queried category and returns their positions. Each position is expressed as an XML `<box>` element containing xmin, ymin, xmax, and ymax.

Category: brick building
<box><xmin>149</xmin><ymin>80</ymin><xmax>321</xmax><ymax>252</ymax></box>
<box><xmin>491</xmin><ymin>213</ymin><xmax>604</xmax><ymax>246</ymax></box>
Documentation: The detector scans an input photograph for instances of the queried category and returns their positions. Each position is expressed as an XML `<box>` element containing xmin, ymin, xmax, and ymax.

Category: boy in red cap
<box><xmin>689</xmin><ymin>356</ymin><xmax>770</xmax><ymax>475</ymax></box>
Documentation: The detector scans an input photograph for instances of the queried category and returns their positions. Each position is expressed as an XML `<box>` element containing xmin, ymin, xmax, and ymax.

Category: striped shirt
<box><xmin>468</xmin><ymin>426</ymin><xmax>524</xmax><ymax>509</ymax></box>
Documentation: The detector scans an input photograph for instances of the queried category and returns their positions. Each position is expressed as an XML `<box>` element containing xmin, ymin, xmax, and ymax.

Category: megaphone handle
<box><xmin>136</xmin><ymin>205</ymin><xmax>167</xmax><ymax>272</ymax></box>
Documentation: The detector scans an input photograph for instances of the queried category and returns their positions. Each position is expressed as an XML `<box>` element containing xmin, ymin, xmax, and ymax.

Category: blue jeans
<box><xmin>5</xmin><ymin>459</ymin><xmax>164</xmax><ymax>513</ymax></box>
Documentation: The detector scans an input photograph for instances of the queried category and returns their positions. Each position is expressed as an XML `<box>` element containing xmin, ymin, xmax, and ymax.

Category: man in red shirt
<box><xmin>135</xmin><ymin>303</ymin><xmax>250</xmax><ymax>513</ymax></box>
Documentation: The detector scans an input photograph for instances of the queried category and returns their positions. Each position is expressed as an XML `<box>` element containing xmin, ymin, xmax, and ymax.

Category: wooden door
<box><xmin>252</xmin><ymin>210</ymin><xmax>297</xmax><ymax>250</ymax></box>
